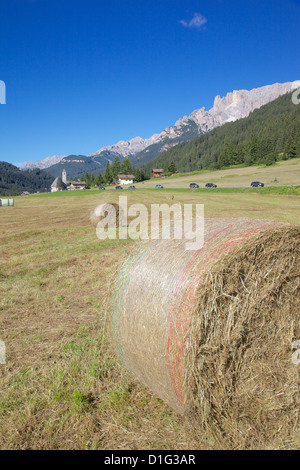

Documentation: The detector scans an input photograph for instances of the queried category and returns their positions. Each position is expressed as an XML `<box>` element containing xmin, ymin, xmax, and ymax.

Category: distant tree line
<box><xmin>140</xmin><ymin>92</ymin><xmax>300</xmax><ymax>176</ymax></box>
<box><xmin>79</xmin><ymin>155</ymin><xmax>151</xmax><ymax>186</ymax></box>
<box><xmin>3</xmin><ymin>92</ymin><xmax>298</xmax><ymax>196</ymax></box>
<box><xmin>0</xmin><ymin>162</ymin><xmax>53</xmax><ymax>196</ymax></box>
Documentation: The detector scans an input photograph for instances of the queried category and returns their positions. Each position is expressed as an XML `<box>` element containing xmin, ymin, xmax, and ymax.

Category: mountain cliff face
<box><xmin>208</xmin><ymin>81</ymin><xmax>300</xmax><ymax>125</ymax></box>
<box><xmin>20</xmin><ymin>81</ymin><xmax>300</xmax><ymax>174</ymax></box>
<box><xmin>142</xmin><ymin>90</ymin><xmax>300</xmax><ymax>174</ymax></box>
<box><xmin>131</xmin><ymin>81</ymin><xmax>300</xmax><ymax>166</ymax></box>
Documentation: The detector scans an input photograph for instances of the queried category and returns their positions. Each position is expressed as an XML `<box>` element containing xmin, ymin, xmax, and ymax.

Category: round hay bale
<box><xmin>112</xmin><ymin>218</ymin><xmax>300</xmax><ymax>449</ymax></box>
<box><xmin>90</xmin><ymin>202</ymin><xmax>124</xmax><ymax>227</ymax></box>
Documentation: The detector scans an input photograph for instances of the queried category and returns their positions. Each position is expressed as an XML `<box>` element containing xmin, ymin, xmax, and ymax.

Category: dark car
<box><xmin>251</xmin><ymin>181</ymin><xmax>264</xmax><ymax>187</ymax></box>
<box><xmin>128</xmin><ymin>185</ymin><xmax>136</xmax><ymax>190</ymax></box>
<box><xmin>205</xmin><ymin>183</ymin><xmax>217</xmax><ymax>188</ymax></box>
<box><xmin>155</xmin><ymin>184</ymin><xmax>164</xmax><ymax>189</ymax></box>
<box><xmin>99</xmin><ymin>186</ymin><xmax>106</xmax><ymax>190</ymax></box>
<box><xmin>115</xmin><ymin>185</ymin><xmax>123</xmax><ymax>190</ymax></box>
<box><xmin>190</xmin><ymin>183</ymin><xmax>199</xmax><ymax>189</ymax></box>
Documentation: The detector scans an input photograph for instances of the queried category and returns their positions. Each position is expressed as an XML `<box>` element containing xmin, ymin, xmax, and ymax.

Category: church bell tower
<box><xmin>62</xmin><ymin>168</ymin><xmax>67</xmax><ymax>185</ymax></box>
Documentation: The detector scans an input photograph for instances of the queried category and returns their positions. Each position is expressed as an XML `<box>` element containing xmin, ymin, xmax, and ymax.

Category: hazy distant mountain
<box><xmin>20</xmin><ymin>155</ymin><xmax>67</xmax><ymax>170</ymax></box>
<box><xmin>20</xmin><ymin>81</ymin><xmax>300</xmax><ymax>176</ymax></box>
<box><xmin>44</xmin><ymin>155</ymin><xmax>103</xmax><ymax>180</ymax></box>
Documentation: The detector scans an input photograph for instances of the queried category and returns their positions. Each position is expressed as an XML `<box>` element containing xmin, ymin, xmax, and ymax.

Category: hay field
<box><xmin>134</xmin><ymin>157</ymin><xmax>300</xmax><ymax>189</ymax></box>
<box><xmin>0</xmin><ymin>188</ymin><xmax>299</xmax><ymax>449</ymax></box>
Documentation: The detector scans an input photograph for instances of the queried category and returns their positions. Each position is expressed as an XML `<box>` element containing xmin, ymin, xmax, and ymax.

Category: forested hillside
<box><xmin>0</xmin><ymin>162</ymin><xmax>53</xmax><ymax>195</ymax></box>
<box><xmin>44</xmin><ymin>155</ymin><xmax>104</xmax><ymax>179</ymax></box>
<box><xmin>141</xmin><ymin>92</ymin><xmax>300</xmax><ymax>175</ymax></box>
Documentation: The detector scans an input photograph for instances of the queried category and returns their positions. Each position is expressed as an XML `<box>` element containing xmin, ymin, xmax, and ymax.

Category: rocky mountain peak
<box><xmin>20</xmin><ymin>80</ymin><xmax>300</xmax><ymax>172</ymax></box>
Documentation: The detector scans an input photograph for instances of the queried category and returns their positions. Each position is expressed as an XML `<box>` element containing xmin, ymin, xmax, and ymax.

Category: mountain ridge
<box><xmin>20</xmin><ymin>81</ymin><xmax>300</xmax><ymax>176</ymax></box>
<box><xmin>20</xmin><ymin>154</ymin><xmax>67</xmax><ymax>171</ymax></box>
<box><xmin>140</xmin><ymin>90</ymin><xmax>300</xmax><ymax>174</ymax></box>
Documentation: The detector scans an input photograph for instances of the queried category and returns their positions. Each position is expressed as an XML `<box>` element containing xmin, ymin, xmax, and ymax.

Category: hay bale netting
<box><xmin>90</xmin><ymin>203</ymin><xmax>124</xmax><ymax>227</ymax></box>
<box><xmin>112</xmin><ymin>218</ymin><xmax>300</xmax><ymax>449</ymax></box>
<box><xmin>0</xmin><ymin>199</ymin><xmax>9</xmax><ymax>207</ymax></box>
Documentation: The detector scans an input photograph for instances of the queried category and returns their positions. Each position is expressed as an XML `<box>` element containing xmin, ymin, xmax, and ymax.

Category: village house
<box><xmin>152</xmin><ymin>169</ymin><xmax>164</xmax><ymax>178</ymax></box>
<box><xmin>117</xmin><ymin>174</ymin><xmax>135</xmax><ymax>185</ymax></box>
<box><xmin>51</xmin><ymin>169</ymin><xmax>86</xmax><ymax>191</ymax></box>
<box><xmin>67</xmin><ymin>181</ymin><xmax>87</xmax><ymax>190</ymax></box>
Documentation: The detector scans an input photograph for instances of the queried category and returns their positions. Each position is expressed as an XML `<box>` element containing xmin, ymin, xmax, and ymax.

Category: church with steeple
<box><xmin>51</xmin><ymin>169</ymin><xmax>67</xmax><ymax>192</ymax></box>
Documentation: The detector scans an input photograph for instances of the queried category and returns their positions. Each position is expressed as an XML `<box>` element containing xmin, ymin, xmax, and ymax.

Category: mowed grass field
<box><xmin>0</xmin><ymin>179</ymin><xmax>300</xmax><ymax>449</ymax></box>
<box><xmin>135</xmin><ymin>157</ymin><xmax>300</xmax><ymax>189</ymax></box>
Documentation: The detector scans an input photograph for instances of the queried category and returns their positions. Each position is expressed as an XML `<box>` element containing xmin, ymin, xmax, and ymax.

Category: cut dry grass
<box><xmin>0</xmin><ymin>193</ymin><xmax>203</xmax><ymax>450</ymax></box>
<box><xmin>0</xmin><ymin>189</ymin><xmax>299</xmax><ymax>449</ymax></box>
<box><xmin>186</xmin><ymin>227</ymin><xmax>300</xmax><ymax>449</ymax></box>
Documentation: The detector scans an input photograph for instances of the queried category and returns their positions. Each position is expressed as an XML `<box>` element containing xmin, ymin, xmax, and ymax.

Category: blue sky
<box><xmin>0</xmin><ymin>0</ymin><xmax>299</xmax><ymax>166</ymax></box>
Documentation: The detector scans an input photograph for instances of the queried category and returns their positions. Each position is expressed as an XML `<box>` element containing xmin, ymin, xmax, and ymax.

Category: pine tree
<box><xmin>111</xmin><ymin>155</ymin><xmax>121</xmax><ymax>178</ymax></box>
<box><xmin>134</xmin><ymin>168</ymin><xmax>142</xmax><ymax>182</ymax></box>
<box><xmin>296</xmin><ymin>139</ymin><xmax>300</xmax><ymax>159</ymax></box>
<box><xmin>168</xmin><ymin>161</ymin><xmax>177</xmax><ymax>174</ymax></box>
<box><xmin>90</xmin><ymin>173</ymin><xmax>96</xmax><ymax>187</ymax></box>
<box><xmin>95</xmin><ymin>171</ymin><xmax>103</xmax><ymax>186</ymax></box>
<box><xmin>264</xmin><ymin>151</ymin><xmax>277</xmax><ymax>166</ymax></box>
<box><xmin>103</xmin><ymin>162</ymin><xmax>112</xmax><ymax>184</ymax></box>
<box><xmin>83</xmin><ymin>172</ymin><xmax>89</xmax><ymax>183</ymax></box>
<box><xmin>285</xmin><ymin>136</ymin><xmax>297</xmax><ymax>159</ymax></box>
<box><xmin>120</xmin><ymin>156</ymin><xmax>133</xmax><ymax>175</ymax></box>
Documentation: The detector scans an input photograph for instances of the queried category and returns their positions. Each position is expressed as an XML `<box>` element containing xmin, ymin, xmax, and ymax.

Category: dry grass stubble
<box><xmin>0</xmin><ymin>195</ymin><xmax>203</xmax><ymax>450</ymax></box>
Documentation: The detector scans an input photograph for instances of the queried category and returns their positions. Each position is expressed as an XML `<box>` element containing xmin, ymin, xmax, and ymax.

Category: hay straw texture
<box><xmin>90</xmin><ymin>203</ymin><xmax>124</xmax><ymax>227</ymax></box>
<box><xmin>112</xmin><ymin>219</ymin><xmax>300</xmax><ymax>449</ymax></box>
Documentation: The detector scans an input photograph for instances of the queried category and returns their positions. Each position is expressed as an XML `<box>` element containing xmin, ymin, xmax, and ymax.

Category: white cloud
<box><xmin>180</xmin><ymin>13</ymin><xmax>207</xmax><ymax>30</ymax></box>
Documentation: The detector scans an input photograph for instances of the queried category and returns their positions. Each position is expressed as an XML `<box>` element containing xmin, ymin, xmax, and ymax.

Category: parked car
<box><xmin>190</xmin><ymin>183</ymin><xmax>199</xmax><ymax>188</ymax></box>
<box><xmin>251</xmin><ymin>181</ymin><xmax>264</xmax><ymax>187</ymax></box>
<box><xmin>205</xmin><ymin>183</ymin><xmax>217</xmax><ymax>188</ymax></box>
<box><xmin>128</xmin><ymin>185</ymin><xmax>136</xmax><ymax>190</ymax></box>
<box><xmin>155</xmin><ymin>184</ymin><xmax>164</xmax><ymax>189</ymax></box>
<box><xmin>115</xmin><ymin>185</ymin><xmax>123</xmax><ymax>190</ymax></box>
<box><xmin>99</xmin><ymin>186</ymin><xmax>106</xmax><ymax>190</ymax></box>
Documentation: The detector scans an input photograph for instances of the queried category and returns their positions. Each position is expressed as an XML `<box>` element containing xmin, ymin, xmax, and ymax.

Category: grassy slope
<box><xmin>135</xmin><ymin>157</ymin><xmax>300</xmax><ymax>189</ymax></box>
<box><xmin>0</xmin><ymin>184</ymin><xmax>299</xmax><ymax>449</ymax></box>
<box><xmin>31</xmin><ymin>157</ymin><xmax>300</xmax><ymax>197</ymax></box>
